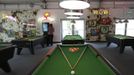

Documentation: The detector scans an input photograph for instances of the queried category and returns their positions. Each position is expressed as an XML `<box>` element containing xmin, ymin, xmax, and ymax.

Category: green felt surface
<box><xmin>113</xmin><ymin>35</ymin><xmax>131</xmax><ymax>39</ymax></box>
<box><xmin>32</xmin><ymin>45</ymin><xmax>116</xmax><ymax>75</ymax></box>
<box><xmin>64</xmin><ymin>35</ymin><xmax>83</xmax><ymax>40</ymax></box>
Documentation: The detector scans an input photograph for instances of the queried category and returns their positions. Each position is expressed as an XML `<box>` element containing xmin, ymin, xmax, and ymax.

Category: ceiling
<box><xmin>0</xmin><ymin>0</ymin><xmax>134</xmax><ymax>9</ymax></box>
<box><xmin>0</xmin><ymin>0</ymin><xmax>134</xmax><ymax>4</ymax></box>
<box><xmin>0</xmin><ymin>0</ymin><xmax>56</xmax><ymax>4</ymax></box>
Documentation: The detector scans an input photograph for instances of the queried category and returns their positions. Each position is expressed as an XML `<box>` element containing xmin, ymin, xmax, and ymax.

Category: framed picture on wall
<box><xmin>86</xmin><ymin>19</ymin><xmax>97</xmax><ymax>27</ymax></box>
<box><xmin>90</xmin><ymin>29</ymin><xmax>99</xmax><ymax>36</ymax></box>
<box><xmin>90</xmin><ymin>20</ymin><xmax>97</xmax><ymax>27</ymax></box>
<box><xmin>100</xmin><ymin>26</ymin><xmax>109</xmax><ymax>34</ymax></box>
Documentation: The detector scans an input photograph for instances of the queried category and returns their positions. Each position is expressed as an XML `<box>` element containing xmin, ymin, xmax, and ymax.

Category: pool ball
<box><xmin>69</xmin><ymin>48</ymin><xmax>72</xmax><ymax>51</ymax></box>
<box><xmin>71</xmin><ymin>70</ymin><xmax>75</xmax><ymax>75</ymax></box>
<box><xmin>73</xmin><ymin>48</ymin><xmax>77</xmax><ymax>51</ymax></box>
<box><xmin>71</xmin><ymin>49</ymin><xmax>75</xmax><ymax>52</ymax></box>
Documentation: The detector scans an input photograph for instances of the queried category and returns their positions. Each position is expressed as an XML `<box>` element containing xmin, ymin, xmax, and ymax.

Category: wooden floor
<box><xmin>0</xmin><ymin>43</ymin><xmax>134</xmax><ymax>75</ymax></box>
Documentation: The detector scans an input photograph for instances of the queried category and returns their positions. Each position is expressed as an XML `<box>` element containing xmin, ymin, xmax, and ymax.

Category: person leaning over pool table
<box><xmin>47</xmin><ymin>23</ymin><xmax>54</xmax><ymax>46</ymax></box>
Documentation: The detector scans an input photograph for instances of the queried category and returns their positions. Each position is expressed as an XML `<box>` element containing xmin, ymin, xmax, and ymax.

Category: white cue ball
<box><xmin>71</xmin><ymin>70</ymin><xmax>75</xmax><ymax>75</ymax></box>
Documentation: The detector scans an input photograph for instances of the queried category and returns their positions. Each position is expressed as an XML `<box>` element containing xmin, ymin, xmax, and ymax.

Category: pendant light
<box><xmin>66</xmin><ymin>15</ymin><xmax>81</xmax><ymax>19</ymax></box>
<box><xmin>59</xmin><ymin>0</ymin><xmax>90</xmax><ymax>9</ymax></box>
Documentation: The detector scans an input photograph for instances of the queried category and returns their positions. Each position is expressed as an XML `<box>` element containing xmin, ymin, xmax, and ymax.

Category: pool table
<box><xmin>0</xmin><ymin>44</ymin><xmax>15</xmax><ymax>72</ymax></box>
<box><xmin>11</xmin><ymin>36</ymin><xmax>45</xmax><ymax>55</ymax></box>
<box><xmin>31</xmin><ymin>44</ymin><xmax>120</xmax><ymax>75</ymax></box>
<box><xmin>106</xmin><ymin>34</ymin><xmax>134</xmax><ymax>53</ymax></box>
<box><xmin>62</xmin><ymin>35</ymin><xmax>84</xmax><ymax>44</ymax></box>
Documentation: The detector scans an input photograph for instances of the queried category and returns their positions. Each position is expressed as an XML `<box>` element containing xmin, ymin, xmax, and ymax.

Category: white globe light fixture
<box><xmin>66</xmin><ymin>15</ymin><xmax>81</xmax><ymax>19</ymax></box>
<box><xmin>59</xmin><ymin>0</ymin><xmax>90</xmax><ymax>9</ymax></box>
<box><xmin>64</xmin><ymin>9</ymin><xmax>83</xmax><ymax>15</ymax></box>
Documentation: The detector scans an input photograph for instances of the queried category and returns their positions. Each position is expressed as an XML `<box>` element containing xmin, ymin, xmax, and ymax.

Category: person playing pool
<box><xmin>47</xmin><ymin>23</ymin><xmax>55</xmax><ymax>46</ymax></box>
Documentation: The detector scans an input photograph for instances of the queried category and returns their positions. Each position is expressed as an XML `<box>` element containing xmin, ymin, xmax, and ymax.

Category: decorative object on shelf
<box><xmin>64</xmin><ymin>9</ymin><xmax>83</xmax><ymax>15</ymax></box>
<box><xmin>113</xmin><ymin>17</ymin><xmax>118</xmax><ymax>24</ymax></box>
<box><xmin>113</xmin><ymin>17</ymin><xmax>128</xmax><ymax>24</ymax></box>
<box><xmin>59</xmin><ymin>0</ymin><xmax>90</xmax><ymax>9</ymax></box>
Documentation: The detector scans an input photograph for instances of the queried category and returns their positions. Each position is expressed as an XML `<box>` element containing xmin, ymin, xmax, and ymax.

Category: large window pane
<box><xmin>115</xmin><ymin>22</ymin><xmax>125</xmax><ymax>35</ymax></box>
<box><xmin>126</xmin><ymin>19</ymin><xmax>134</xmax><ymax>36</ymax></box>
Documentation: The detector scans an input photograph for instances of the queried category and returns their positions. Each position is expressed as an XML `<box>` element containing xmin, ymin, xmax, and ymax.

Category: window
<box><xmin>61</xmin><ymin>19</ymin><xmax>84</xmax><ymax>39</ymax></box>
<box><xmin>115</xmin><ymin>19</ymin><xmax>134</xmax><ymax>36</ymax></box>
<box><xmin>115</xmin><ymin>22</ymin><xmax>125</xmax><ymax>35</ymax></box>
<box><xmin>126</xmin><ymin>19</ymin><xmax>134</xmax><ymax>36</ymax></box>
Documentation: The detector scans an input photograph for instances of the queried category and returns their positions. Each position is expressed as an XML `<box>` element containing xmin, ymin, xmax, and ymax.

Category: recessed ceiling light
<box><xmin>59</xmin><ymin>0</ymin><xmax>90</xmax><ymax>9</ymax></box>
<box><xmin>66</xmin><ymin>15</ymin><xmax>81</xmax><ymax>19</ymax></box>
<box><xmin>64</xmin><ymin>9</ymin><xmax>83</xmax><ymax>15</ymax></box>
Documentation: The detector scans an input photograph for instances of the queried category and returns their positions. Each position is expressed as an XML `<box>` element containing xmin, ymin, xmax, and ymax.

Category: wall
<box><xmin>0</xmin><ymin>1</ymin><xmax>134</xmax><ymax>42</ymax></box>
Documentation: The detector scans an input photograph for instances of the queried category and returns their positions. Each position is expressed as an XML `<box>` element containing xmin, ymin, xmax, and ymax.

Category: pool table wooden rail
<box><xmin>62</xmin><ymin>40</ymin><xmax>85</xmax><ymax>44</ymax></box>
<box><xmin>0</xmin><ymin>44</ymin><xmax>15</xmax><ymax>72</ymax></box>
<box><xmin>62</xmin><ymin>35</ymin><xmax>85</xmax><ymax>44</ymax></box>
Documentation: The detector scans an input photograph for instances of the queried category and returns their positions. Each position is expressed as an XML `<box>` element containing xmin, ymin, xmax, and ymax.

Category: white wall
<box><xmin>37</xmin><ymin>9</ymin><xmax>65</xmax><ymax>42</ymax></box>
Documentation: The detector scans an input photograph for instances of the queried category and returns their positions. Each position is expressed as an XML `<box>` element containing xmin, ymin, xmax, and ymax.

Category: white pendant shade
<box><xmin>66</xmin><ymin>15</ymin><xmax>80</xmax><ymax>19</ymax></box>
<box><xmin>64</xmin><ymin>9</ymin><xmax>83</xmax><ymax>15</ymax></box>
<box><xmin>59</xmin><ymin>0</ymin><xmax>90</xmax><ymax>9</ymax></box>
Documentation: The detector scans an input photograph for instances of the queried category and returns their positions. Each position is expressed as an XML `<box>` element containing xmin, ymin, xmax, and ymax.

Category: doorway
<box><xmin>61</xmin><ymin>19</ymin><xmax>85</xmax><ymax>39</ymax></box>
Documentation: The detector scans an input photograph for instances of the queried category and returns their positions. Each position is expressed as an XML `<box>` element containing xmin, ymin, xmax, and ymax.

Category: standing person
<box><xmin>47</xmin><ymin>23</ymin><xmax>54</xmax><ymax>46</ymax></box>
